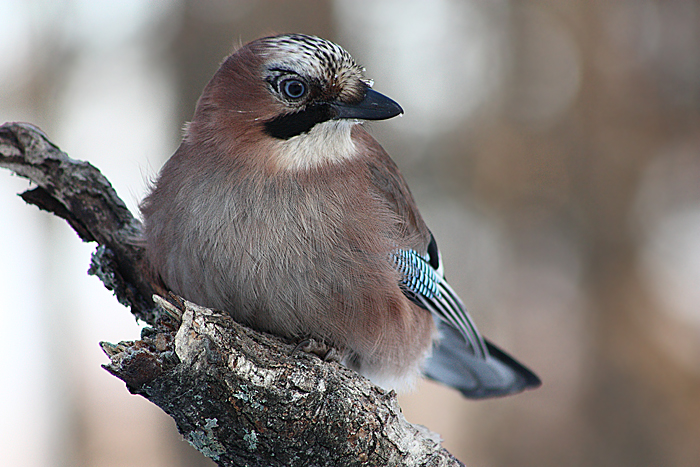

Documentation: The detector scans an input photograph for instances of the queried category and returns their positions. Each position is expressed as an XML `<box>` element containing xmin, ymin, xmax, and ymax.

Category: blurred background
<box><xmin>2</xmin><ymin>0</ymin><xmax>700</xmax><ymax>466</ymax></box>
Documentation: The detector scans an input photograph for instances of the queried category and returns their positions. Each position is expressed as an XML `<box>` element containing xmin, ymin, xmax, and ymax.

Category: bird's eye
<box><xmin>281</xmin><ymin>79</ymin><xmax>306</xmax><ymax>99</ymax></box>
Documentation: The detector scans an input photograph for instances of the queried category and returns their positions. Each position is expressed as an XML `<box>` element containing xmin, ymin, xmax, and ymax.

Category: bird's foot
<box><xmin>292</xmin><ymin>338</ymin><xmax>342</xmax><ymax>363</ymax></box>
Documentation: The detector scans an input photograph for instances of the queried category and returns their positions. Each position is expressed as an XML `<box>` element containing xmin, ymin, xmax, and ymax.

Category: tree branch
<box><xmin>0</xmin><ymin>122</ymin><xmax>155</xmax><ymax>322</ymax></box>
<box><xmin>0</xmin><ymin>121</ymin><xmax>465</xmax><ymax>466</ymax></box>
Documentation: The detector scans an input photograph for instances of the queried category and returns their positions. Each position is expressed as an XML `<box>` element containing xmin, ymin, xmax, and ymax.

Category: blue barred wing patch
<box><xmin>391</xmin><ymin>246</ymin><xmax>488</xmax><ymax>359</ymax></box>
<box><xmin>392</xmin><ymin>249</ymin><xmax>440</xmax><ymax>300</ymax></box>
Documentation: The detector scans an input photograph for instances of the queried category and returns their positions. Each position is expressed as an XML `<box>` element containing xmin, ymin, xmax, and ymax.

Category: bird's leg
<box><xmin>292</xmin><ymin>338</ymin><xmax>342</xmax><ymax>363</ymax></box>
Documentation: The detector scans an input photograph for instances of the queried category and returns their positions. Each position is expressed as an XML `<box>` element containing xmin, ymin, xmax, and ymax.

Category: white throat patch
<box><xmin>272</xmin><ymin>120</ymin><xmax>358</xmax><ymax>171</ymax></box>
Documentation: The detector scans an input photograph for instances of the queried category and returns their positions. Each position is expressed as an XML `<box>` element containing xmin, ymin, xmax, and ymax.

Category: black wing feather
<box><xmin>392</xmin><ymin>232</ymin><xmax>541</xmax><ymax>398</ymax></box>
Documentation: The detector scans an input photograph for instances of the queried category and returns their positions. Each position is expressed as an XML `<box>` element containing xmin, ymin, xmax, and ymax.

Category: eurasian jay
<box><xmin>141</xmin><ymin>33</ymin><xmax>540</xmax><ymax>398</ymax></box>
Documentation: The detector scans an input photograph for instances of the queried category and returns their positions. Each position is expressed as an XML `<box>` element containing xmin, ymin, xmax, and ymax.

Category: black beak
<box><xmin>331</xmin><ymin>88</ymin><xmax>403</xmax><ymax>121</ymax></box>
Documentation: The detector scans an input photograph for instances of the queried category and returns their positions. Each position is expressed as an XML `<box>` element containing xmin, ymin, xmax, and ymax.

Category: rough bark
<box><xmin>0</xmin><ymin>121</ymin><xmax>464</xmax><ymax>466</ymax></box>
<box><xmin>0</xmin><ymin>122</ymin><xmax>155</xmax><ymax>322</ymax></box>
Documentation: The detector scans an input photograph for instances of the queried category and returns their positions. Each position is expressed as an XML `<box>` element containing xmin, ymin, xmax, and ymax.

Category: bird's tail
<box><xmin>422</xmin><ymin>320</ymin><xmax>541</xmax><ymax>398</ymax></box>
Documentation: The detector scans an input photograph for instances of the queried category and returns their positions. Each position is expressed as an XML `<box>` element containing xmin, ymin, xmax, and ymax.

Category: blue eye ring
<box><xmin>281</xmin><ymin>79</ymin><xmax>306</xmax><ymax>99</ymax></box>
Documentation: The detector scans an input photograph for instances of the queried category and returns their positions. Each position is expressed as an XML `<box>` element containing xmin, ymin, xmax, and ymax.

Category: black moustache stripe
<box><xmin>264</xmin><ymin>104</ymin><xmax>337</xmax><ymax>140</ymax></box>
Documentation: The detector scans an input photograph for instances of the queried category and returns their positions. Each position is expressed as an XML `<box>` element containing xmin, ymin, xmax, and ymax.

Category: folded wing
<box><xmin>392</xmin><ymin>234</ymin><xmax>541</xmax><ymax>398</ymax></box>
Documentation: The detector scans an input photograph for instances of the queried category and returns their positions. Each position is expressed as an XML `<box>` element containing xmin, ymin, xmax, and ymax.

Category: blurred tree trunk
<box><xmin>462</xmin><ymin>2</ymin><xmax>700</xmax><ymax>466</ymax></box>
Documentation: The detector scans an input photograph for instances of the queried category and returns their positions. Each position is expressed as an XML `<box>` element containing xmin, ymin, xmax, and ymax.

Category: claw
<box><xmin>292</xmin><ymin>338</ymin><xmax>342</xmax><ymax>363</ymax></box>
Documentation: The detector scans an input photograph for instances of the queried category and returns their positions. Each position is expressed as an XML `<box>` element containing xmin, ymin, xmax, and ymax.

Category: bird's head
<box><xmin>186</xmin><ymin>34</ymin><xmax>403</xmax><ymax>171</ymax></box>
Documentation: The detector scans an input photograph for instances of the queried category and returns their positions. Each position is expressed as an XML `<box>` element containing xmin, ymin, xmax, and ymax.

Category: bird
<box><xmin>140</xmin><ymin>33</ymin><xmax>540</xmax><ymax>398</ymax></box>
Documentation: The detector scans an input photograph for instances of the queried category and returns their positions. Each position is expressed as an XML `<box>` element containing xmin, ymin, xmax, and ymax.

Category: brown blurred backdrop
<box><xmin>2</xmin><ymin>1</ymin><xmax>700</xmax><ymax>466</ymax></box>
